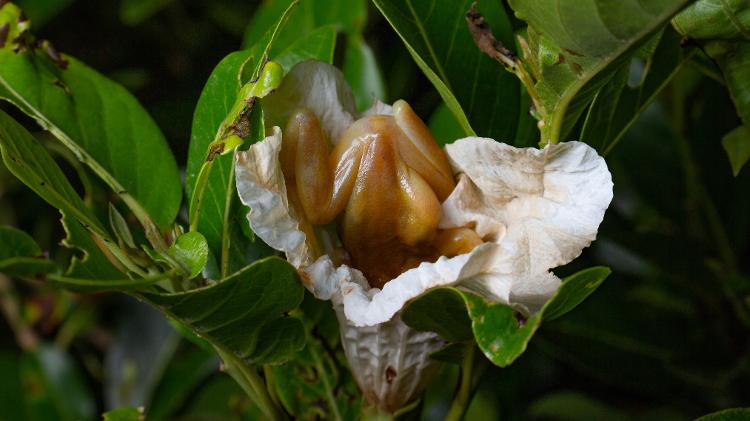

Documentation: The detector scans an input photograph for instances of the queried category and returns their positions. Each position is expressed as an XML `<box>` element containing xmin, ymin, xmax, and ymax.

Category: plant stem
<box><xmin>216</xmin><ymin>348</ymin><xmax>288</xmax><ymax>421</ymax></box>
<box><xmin>310</xmin><ymin>341</ymin><xmax>343</xmax><ymax>421</ymax></box>
<box><xmin>220</xmin><ymin>161</ymin><xmax>236</xmax><ymax>278</ymax></box>
<box><xmin>444</xmin><ymin>345</ymin><xmax>477</xmax><ymax>421</ymax></box>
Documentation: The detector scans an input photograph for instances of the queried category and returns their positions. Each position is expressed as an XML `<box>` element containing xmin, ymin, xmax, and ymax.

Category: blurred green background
<box><xmin>1</xmin><ymin>0</ymin><xmax>749</xmax><ymax>420</ymax></box>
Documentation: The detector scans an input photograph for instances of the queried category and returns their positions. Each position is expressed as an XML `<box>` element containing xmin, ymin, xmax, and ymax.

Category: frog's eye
<box><xmin>392</xmin><ymin>100</ymin><xmax>456</xmax><ymax>201</ymax></box>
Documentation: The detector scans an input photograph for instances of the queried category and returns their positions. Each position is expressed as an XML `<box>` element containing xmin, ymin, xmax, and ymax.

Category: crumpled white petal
<box><xmin>234</xmin><ymin>59</ymin><xmax>614</xmax><ymax>411</ymax></box>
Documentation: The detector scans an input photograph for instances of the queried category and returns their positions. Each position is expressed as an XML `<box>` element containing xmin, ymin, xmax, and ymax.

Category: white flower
<box><xmin>235</xmin><ymin>60</ymin><xmax>613</xmax><ymax>411</ymax></box>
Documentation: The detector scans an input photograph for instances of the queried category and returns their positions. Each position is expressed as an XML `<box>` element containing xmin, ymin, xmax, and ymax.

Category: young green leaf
<box><xmin>164</xmin><ymin>231</ymin><xmax>209</xmax><ymax>279</ymax></box>
<box><xmin>109</xmin><ymin>204</ymin><xmax>136</xmax><ymax>249</ymax></box>
<box><xmin>0</xmin><ymin>8</ymin><xmax>181</xmax><ymax>233</ymax></box>
<box><xmin>138</xmin><ymin>256</ymin><xmax>305</xmax><ymax>366</ymax></box>
<box><xmin>373</xmin><ymin>0</ymin><xmax>521</xmax><ymax>142</ymax></box>
<box><xmin>402</xmin><ymin>267</ymin><xmax>611</xmax><ymax>367</ymax></box>
<box><xmin>0</xmin><ymin>226</ymin><xmax>55</xmax><ymax>276</ymax></box>
<box><xmin>722</xmin><ymin>125</ymin><xmax>750</xmax><ymax>176</ymax></box>
<box><xmin>509</xmin><ymin>0</ymin><xmax>693</xmax><ymax>144</ymax></box>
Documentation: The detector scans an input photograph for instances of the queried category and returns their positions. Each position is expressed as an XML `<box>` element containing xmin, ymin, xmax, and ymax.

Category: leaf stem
<box><xmin>444</xmin><ymin>344</ymin><xmax>477</xmax><ymax>421</ymax></box>
<box><xmin>216</xmin><ymin>347</ymin><xmax>288</xmax><ymax>421</ymax></box>
<box><xmin>220</xmin><ymin>161</ymin><xmax>236</xmax><ymax>278</ymax></box>
<box><xmin>310</xmin><ymin>340</ymin><xmax>343</xmax><ymax>421</ymax></box>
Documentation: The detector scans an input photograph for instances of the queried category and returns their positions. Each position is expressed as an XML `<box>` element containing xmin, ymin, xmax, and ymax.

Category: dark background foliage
<box><xmin>1</xmin><ymin>0</ymin><xmax>749</xmax><ymax>420</ymax></box>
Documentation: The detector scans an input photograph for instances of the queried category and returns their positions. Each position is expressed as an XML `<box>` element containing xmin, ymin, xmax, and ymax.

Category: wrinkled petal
<box><xmin>263</xmin><ymin>60</ymin><xmax>357</xmax><ymax>143</ymax></box>
<box><xmin>334</xmin><ymin>308</ymin><xmax>443</xmax><ymax>412</ymax></box>
<box><xmin>235</xmin><ymin>128</ymin><xmax>313</xmax><ymax>269</ymax></box>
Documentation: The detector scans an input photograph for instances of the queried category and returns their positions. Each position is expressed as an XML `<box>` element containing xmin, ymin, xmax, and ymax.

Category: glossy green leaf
<box><xmin>0</xmin><ymin>225</ymin><xmax>55</xmax><ymax>276</ymax></box>
<box><xmin>428</xmin><ymin>103</ymin><xmax>466</xmax><ymax>146</ymax></box>
<box><xmin>674</xmin><ymin>1</ymin><xmax>750</xmax><ymax>127</ymax></box>
<box><xmin>103</xmin><ymin>407</ymin><xmax>145</xmax><ymax>421</ymax></box>
<box><xmin>542</xmin><ymin>267</ymin><xmax>612</xmax><ymax>321</ymax></box>
<box><xmin>139</xmin><ymin>257</ymin><xmax>305</xmax><ymax>366</ymax></box>
<box><xmin>672</xmin><ymin>0</ymin><xmax>750</xmax><ymax>41</ymax></box>
<box><xmin>581</xmin><ymin>28</ymin><xmax>695</xmax><ymax>154</ymax></box>
<box><xmin>0</xmin><ymin>27</ymin><xmax>181</xmax><ymax>230</ymax></box>
<box><xmin>374</xmin><ymin>0</ymin><xmax>521</xmax><ymax>142</ymax></box>
<box><xmin>722</xmin><ymin>125</ymin><xmax>750</xmax><ymax>176</ymax></box>
<box><xmin>186</xmin><ymin>24</ymin><xmax>336</xmax><ymax>276</ymax></box>
<box><xmin>242</xmin><ymin>0</ymin><xmax>366</xmax><ymax>49</ymax></box>
<box><xmin>401</xmin><ymin>287</ymin><xmax>473</xmax><ymax>342</ymax></box>
<box><xmin>0</xmin><ymin>109</ymin><xmax>106</xmax><ymax>236</ymax></box>
<box><xmin>0</xmin><ymin>109</ymin><xmax>139</xmax><ymax>279</ymax></box>
<box><xmin>343</xmin><ymin>34</ymin><xmax>386</xmax><ymax>111</ymax></box>
<box><xmin>403</xmin><ymin>267</ymin><xmax>611</xmax><ymax>367</ymax></box>
<box><xmin>509</xmin><ymin>0</ymin><xmax>693</xmax><ymax>143</ymax></box>
<box><xmin>696</xmin><ymin>408</ymin><xmax>750</xmax><ymax>421</ymax></box>
<box><xmin>165</xmin><ymin>232</ymin><xmax>208</xmax><ymax>279</ymax></box>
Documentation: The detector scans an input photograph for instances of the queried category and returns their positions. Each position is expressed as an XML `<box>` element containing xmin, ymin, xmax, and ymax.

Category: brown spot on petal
<box><xmin>385</xmin><ymin>366</ymin><xmax>397</xmax><ymax>384</ymax></box>
<box><xmin>298</xmin><ymin>270</ymin><xmax>313</xmax><ymax>287</ymax></box>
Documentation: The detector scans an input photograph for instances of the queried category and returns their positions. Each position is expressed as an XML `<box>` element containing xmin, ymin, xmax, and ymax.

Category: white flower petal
<box><xmin>263</xmin><ymin>60</ymin><xmax>357</xmax><ymax>143</ymax></box>
<box><xmin>335</xmin><ymin>309</ymin><xmax>443</xmax><ymax>412</ymax></box>
<box><xmin>235</xmin><ymin>128</ymin><xmax>313</xmax><ymax>269</ymax></box>
<box><xmin>441</xmin><ymin>138</ymin><xmax>613</xmax><ymax>303</ymax></box>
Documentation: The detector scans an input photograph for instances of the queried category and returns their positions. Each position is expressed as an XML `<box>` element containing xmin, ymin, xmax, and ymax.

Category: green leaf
<box><xmin>403</xmin><ymin>267</ymin><xmax>611</xmax><ymax>367</ymax></box>
<box><xmin>428</xmin><ymin>342</ymin><xmax>472</xmax><ymax>364</ymax></box>
<box><xmin>186</xmin><ymin>24</ymin><xmax>336</xmax><ymax>276</ymax></box>
<box><xmin>0</xmin><ymin>109</ymin><xmax>105</xmax><ymax>236</ymax></box>
<box><xmin>0</xmin><ymin>225</ymin><xmax>55</xmax><ymax>276</ymax></box>
<box><xmin>242</xmin><ymin>0</ymin><xmax>367</xmax><ymax>49</ymax></box>
<box><xmin>103</xmin><ymin>407</ymin><xmax>145</xmax><ymax>421</ymax></box>
<box><xmin>165</xmin><ymin>232</ymin><xmax>208</xmax><ymax>279</ymax></box>
<box><xmin>61</xmin><ymin>213</ymin><xmax>125</xmax><ymax>281</ymax></box>
<box><xmin>343</xmin><ymin>34</ymin><xmax>386</xmax><ymax>111</ymax></box>
<box><xmin>529</xmin><ymin>391</ymin><xmax>631</xmax><ymax>421</ymax></box>
<box><xmin>139</xmin><ymin>257</ymin><xmax>305</xmax><ymax>365</ymax></box>
<box><xmin>696</xmin><ymin>408</ymin><xmax>750</xmax><ymax>421</ymax></box>
<box><xmin>109</xmin><ymin>204</ymin><xmax>136</xmax><ymax>249</ymax></box>
<box><xmin>428</xmin><ymin>103</ymin><xmax>466</xmax><ymax>146</ymax></box>
<box><xmin>722</xmin><ymin>125</ymin><xmax>750</xmax><ymax>176</ymax></box>
<box><xmin>146</xmin><ymin>346</ymin><xmax>218</xmax><ymax>420</ymax></box>
<box><xmin>14</xmin><ymin>0</ymin><xmax>75</xmax><ymax>27</ymax></box>
<box><xmin>374</xmin><ymin>0</ymin><xmax>522</xmax><ymax>142</ymax></box>
<box><xmin>509</xmin><ymin>0</ymin><xmax>693</xmax><ymax>143</ymax></box>
<box><xmin>119</xmin><ymin>0</ymin><xmax>175</xmax><ymax>25</ymax></box>
<box><xmin>272</xmin><ymin>294</ymin><xmax>360</xmax><ymax>420</ymax></box>
<box><xmin>0</xmin><ymin>39</ymin><xmax>181</xmax><ymax>230</ymax></box>
<box><xmin>401</xmin><ymin>287</ymin><xmax>473</xmax><ymax>342</ymax></box>
<box><xmin>581</xmin><ymin>28</ymin><xmax>696</xmax><ymax>154</ymax></box>
<box><xmin>21</xmin><ymin>343</ymin><xmax>96</xmax><ymax>421</ymax></box>
<box><xmin>0</xmin><ymin>109</ymin><xmax>139</xmax><ymax>278</ymax></box>
<box><xmin>45</xmin><ymin>272</ymin><xmax>168</xmax><ymax>293</ymax></box>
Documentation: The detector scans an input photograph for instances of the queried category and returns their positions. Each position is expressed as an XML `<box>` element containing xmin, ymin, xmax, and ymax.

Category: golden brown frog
<box><xmin>281</xmin><ymin>100</ymin><xmax>482</xmax><ymax>288</ymax></box>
